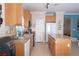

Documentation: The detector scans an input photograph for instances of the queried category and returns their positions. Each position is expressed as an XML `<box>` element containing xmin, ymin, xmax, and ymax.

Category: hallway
<box><xmin>31</xmin><ymin>43</ymin><xmax>52</xmax><ymax>56</ymax></box>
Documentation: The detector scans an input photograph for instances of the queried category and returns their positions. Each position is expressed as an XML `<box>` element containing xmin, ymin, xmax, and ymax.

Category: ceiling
<box><xmin>23</xmin><ymin>3</ymin><xmax>46</xmax><ymax>12</ymax></box>
<box><xmin>23</xmin><ymin>3</ymin><xmax>79</xmax><ymax>13</ymax></box>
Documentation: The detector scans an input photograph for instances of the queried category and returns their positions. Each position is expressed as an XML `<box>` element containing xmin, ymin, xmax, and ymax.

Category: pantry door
<box><xmin>35</xmin><ymin>15</ymin><xmax>45</xmax><ymax>42</ymax></box>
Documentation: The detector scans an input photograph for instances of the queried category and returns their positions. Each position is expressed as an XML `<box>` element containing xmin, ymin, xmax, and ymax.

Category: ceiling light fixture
<box><xmin>46</xmin><ymin>3</ymin><xmax>59</xmax><ymax>9</ymax></box>
<box><xmin>46</xmin><ymin>3</ymin><xmax>50</xmax><ymax>9</ymax></box>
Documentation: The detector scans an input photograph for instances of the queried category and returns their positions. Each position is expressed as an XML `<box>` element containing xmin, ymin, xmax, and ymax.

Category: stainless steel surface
<box><xmin>0</xmin><ymin>36</ymin><xmax>15</xmax><ymax>48</ymax></box>
<box><xmin>0</xmin><ymin>36</ymin><xmax>11</xmax><ymax>45</ymax></box>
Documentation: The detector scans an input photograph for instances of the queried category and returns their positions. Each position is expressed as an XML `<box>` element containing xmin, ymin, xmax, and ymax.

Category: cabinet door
<box><xmin>15</xmin><ymin>4</ymin><xmax>22</xmax><ymax>25</ymax></box>
<box><xmin>16</xmin><ymin>41</ymin><xmax>24</xmax><ymax>56</ymax></box>
<box><xmin>61</xmin><ymin>39</ymin><xmax>71</xmax><ymax>55</ymax></box>
<box><xmin>5</xmin><ymin>3</ymin><xmax>16</xmax><ymax>25</ymax></box>
<box><xmin>45</xmin><ymin>16</ymin><xmax>56</xmax><ymax>23</ymax></box>
<box><xmin>5</xmin><ymin>3</ymin><xmax>22</xmax><ymax>25</ymax></box>
<box><xmin>55</xmin><ymin>39</ymin><xmax>71</xmax><ymax>56</ymax></box>
<box><xmin>48</xmin><ymin>35</ymin><xmax>55</xmax><ymax>55</ymax></box>
<box><xmin>23</xmin><ymin>8</ymin><xmax>31</xmax><ymax>28</ymax></box>
<box><xmin>50</xmin><ymin>38</ymin><xmax>55</xmax><ymax>55</ymax></box>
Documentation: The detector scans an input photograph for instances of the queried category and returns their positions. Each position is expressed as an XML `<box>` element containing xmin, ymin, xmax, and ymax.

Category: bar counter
<box><xmin>48</xmin><ymin>34</ymin><xmax>71</xmax><ymax>56</ymax></box>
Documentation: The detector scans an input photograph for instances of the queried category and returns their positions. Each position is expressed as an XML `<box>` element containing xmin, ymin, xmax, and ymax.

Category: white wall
<box><xmin>56</xmin><ymin>12</ymin><xmax>64</xmax><ymax>35</ymax></box>
<box><xmin>31</xmin><ymin>12</ymin><xmax>45</xmax><ymax>42</ymax></box>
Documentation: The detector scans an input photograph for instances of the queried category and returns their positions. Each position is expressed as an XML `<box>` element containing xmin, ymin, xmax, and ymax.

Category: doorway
<box><xmin>45</xmin><ymin>23</ymin><xmax>56</xmax><ymax>42</ymax></box>
<box><xmin>34</xmin><ymin>13</ymin><xmax>45</xmax><ymax>43</ymax></box>
<box><xmin>35</xmin><ymin>19</ymin><xmax>45</xmax><ymax>42</ymax></box>
<box><xmin>64</xmin><ymin>16</ymin><xmax>71</xmax><ymax>36</ymax></box>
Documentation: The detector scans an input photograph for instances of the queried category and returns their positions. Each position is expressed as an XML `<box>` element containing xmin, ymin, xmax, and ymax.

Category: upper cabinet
<box><xmin>5</xmin><ymin>3</ymin><xmax>22</xmax><ymax>26</ymax></box>
<box><xmin>45</xmin><ymin>16</ymin><xmax>56</xmax><ymax>23</ymax></box>
<box><xmin>15</xmin><ymin>4</ymin><xmax>22</xmax><ymax>25</ymax></box>
<box><xmin>23</xmin><ymin>8</ymin><xmax>31</xmax><ymax>28</ymax></box>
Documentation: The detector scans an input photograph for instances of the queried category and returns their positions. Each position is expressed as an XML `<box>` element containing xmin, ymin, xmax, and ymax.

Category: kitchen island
<box><xmin>48</xmin><ymin>34</ymin><xmax>71</xmax><ymax>56</ymax></box>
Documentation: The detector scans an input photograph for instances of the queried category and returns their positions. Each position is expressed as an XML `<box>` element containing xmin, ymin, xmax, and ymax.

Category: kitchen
<box><xmin>0</xmin><ymin>3</ymin><xmax>79</xmax><ymax>56</ymax></box>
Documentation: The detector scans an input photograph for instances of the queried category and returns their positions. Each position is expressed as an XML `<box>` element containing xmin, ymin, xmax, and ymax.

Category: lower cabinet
<box><xmin>48</xmin><ymin>36</ymin><xmax>55</xmax><ymax>55</ymax></box>
<box><xmin>15</xmin><ymin>40</ymin><xmax>24</xmax><ymax>56</ymax></box>
<box><xmin>48</xmin><ymin>35</ymin><xmax>71</xmax><ymax>56</ymax></box>
<box><xmin>15</xmin><ymin>39</ymin><xmax>33</xmax><ymax>56</ymax></box>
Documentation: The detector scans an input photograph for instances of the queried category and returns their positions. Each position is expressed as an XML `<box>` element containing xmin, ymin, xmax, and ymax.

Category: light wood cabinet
<box><xmin>15</xmin><ymin>39</ymin><xmax>30</xmax><ymax>56</ymax></box>
<box><xmin>23</xmin><ymin>8</ymin><xmax>31</xmax><ymax>28</ymax></box>
<box><xmin>15</xmin><ymin>40</ymin><xmax>24</xmax><ymax>56</ymax></box>
<box><xmin>5</xmin><ymin>3</ymin><xmax>31</xmax><ymax>28</ymax></box>
<box><xmin>45</xmin><ymin>16</ymin><xmax>56</xmax><ymax>23</ymax></box>
<box><xmin>48</xmin><ymin>34</ymin><xmax>71</xmax><ymax>56</ymax></box>
<box><xmin>5</xmin><ymin>3</ymin><xmax>22</xmax><ymax>26</ymax></box>
<box><xmin>48</xmin><ymin>36</ymin><xmax>55</xmax><ymax>55</ymax></box>
<box><xmin>15</xmin><ymin>36</ymin><xmax>33</xmax><ymax>56</ymax></box>
<box><xmin>15</xmin><ymin>4</ymin><xmax>22</xmax><ymax>25</ymax></box>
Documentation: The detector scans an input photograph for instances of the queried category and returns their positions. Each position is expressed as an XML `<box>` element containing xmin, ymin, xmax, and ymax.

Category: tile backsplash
<box><xmin>0</xmin><ymin>24</ymin><xmax>16</xmax><ymax>37</ymax></box>
<box><xmin>0</xmin><ymin>25</ymin><xmax>8</xmax><ymax>37</ymax></box>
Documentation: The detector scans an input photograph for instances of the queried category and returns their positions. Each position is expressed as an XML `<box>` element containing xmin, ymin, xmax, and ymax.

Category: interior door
<box><xmin>35</xmin><ymin>16</ymin><xmax>45</xmax><ymax>42</ymax></box>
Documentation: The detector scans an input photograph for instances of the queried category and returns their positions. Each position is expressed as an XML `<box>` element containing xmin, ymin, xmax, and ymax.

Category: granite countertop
<box><xmin>0</xmin><ymin>33</ymin><xmax>33</xmax><ymax>45</ymax></box>
<box><xmin>15</xmin><ymin>33</ymin><xmax>33</xmax><ymax>43</ymax></box>
<box><xmin>48</xmin><ymin>33</ymin><xmax>72</xmax><ymax>40</ymax></box>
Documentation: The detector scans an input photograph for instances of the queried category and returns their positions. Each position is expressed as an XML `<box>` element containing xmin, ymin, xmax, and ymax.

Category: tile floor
<box><xmin>31</xmin><ymin>42</ymin><xmax>52</xmax><ymax>56</ymax></box>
